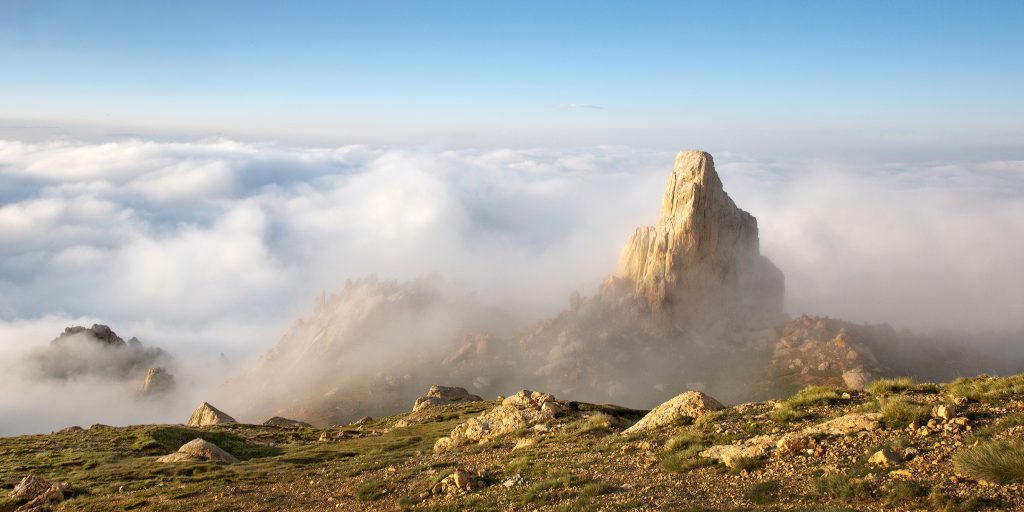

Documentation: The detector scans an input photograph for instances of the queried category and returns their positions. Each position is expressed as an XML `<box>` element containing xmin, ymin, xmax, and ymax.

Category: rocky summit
<box><xmin>614</xmin><ymin>150</ymin><xmax>784</xmax><ymax>329</ymax></box>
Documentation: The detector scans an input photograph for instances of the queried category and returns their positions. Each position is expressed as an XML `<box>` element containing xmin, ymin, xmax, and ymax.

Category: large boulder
<box><xmin>433</xmin><ymin>390</ymin><xmax>570</xmax><ymax>453</ymax></box>
<box><xmin>412</xmin><ymin>385</ymin><xmax>483</xmax><ymax>412</ymax></box>
<box><xmin>156</xmin><ymin>438</ymin><xmax>239</xmax><ymax>464</ymax></box>
<box><xmin>622</xmin><ymin>390</ymin><xmax>724</xmax><ymax>434</ymax></box>
<box><xmin>186</xmin><ymin>402</ymin><xmax>237</xmax><ymax>427</ymax></box>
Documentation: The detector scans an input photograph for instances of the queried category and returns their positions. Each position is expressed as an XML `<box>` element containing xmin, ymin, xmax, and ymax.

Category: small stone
<box><xmin>868</xmin><ymin>448</ymin><xmax>900</xmax><ymax>466</ymax></box>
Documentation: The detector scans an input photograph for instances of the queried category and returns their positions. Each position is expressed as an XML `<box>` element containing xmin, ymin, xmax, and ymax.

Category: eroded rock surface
<box><xmin>138</xmin><ymin>367</ymin><xmax>175</xmax><ymax>397</ymax></box>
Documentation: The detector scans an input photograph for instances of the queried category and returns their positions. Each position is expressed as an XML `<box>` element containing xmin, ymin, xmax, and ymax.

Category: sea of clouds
<box><xmin>1</xmin><ymin>138</ymin><xmax>1022</xmax><ymax>434</ymax></box>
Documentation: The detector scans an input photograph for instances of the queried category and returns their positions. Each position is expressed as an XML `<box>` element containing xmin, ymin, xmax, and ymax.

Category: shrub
<box><xmin>771</xmin><ymin>402</ymin><xmax>808</xmax><ymax>423</ymax></box>
<box><xmin>953</xmin><ymin>439</ymin><xmax>1024</xmax><ymax>484</ymax></box>
<box><xmin>743</xmin><ymin>479</ymin><xmax>781</xmax><ymax>505</ymax></box>
<box><xmin>879</xmin><ymin>397</ymin><xmax>930</xmax><ymax>429</ymax></box>
<box><xmin>868</xmin><ymin>377</ymin><xmax>914</xmax><ymax>396</ymax></box>
<box><xmin>788</xmin><ymin>386</ymin><xmax>841</xmax><ymax>407</ymax></box>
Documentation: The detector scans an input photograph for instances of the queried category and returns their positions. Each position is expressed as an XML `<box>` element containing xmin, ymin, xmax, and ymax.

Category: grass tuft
<box><xmin>868</xmin><ymin>377</ymin><xmax>914</xmax><ymax>396</ymax></box>
<box><xmin>879</xmin><ymin>397</ymin><xmax>930</xmax><ymax>430</ymax></box>
<box><xmin>771</xmin><ymin>402</ymin><xmax>808</xmax><ymax>423</ymax></box>
<box><xmin>814</xmin><ymin>473</ymin><xmax>871</xmax><ymax>500</ymax></box>
<box><xmin>788</xmin><ymin>386</ymin><xmax>841</xmax><ymax>407</ymax></box>
<box><xmin>953</xmin><ymin>439</ymin><xmax>1024</xmax><ymax>484</ymax></box>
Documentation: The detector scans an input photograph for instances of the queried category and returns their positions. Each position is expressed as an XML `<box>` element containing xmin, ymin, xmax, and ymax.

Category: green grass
<box><xmin>132</xmin><ymin>426</ymin><xmax>281</xmax><ymax>459</ymax></box>
<box><xmin>743</xmin><ymin>479</ymin><xmax>781</xmax><ymax>505</ymax></box>
<box><xmin>868</xmin><ymin>377</ymin><xmax>914</xmax><ymax>396</ymax></box>
<box><xmin>787</xmin><ymin>386</ymin><xmax>841</xmax><ymax>407</ymax></box>
<box><xmin>356</xmin><ymin>480</ymin><xmax>387</xmax><ymax>501</ymax></box>
<box><xmin>771</xmin><ymin>402</ymin><xmax>808</xmax><ymax>423</ymax></box>
<box><xmin>578</xmin><ymin>412</ymin><xmax>615</xmax><ymax>434</ymax></box>
<box><xmin>953</xmin><ymin>439</ymin><xmax>1024</xmax><ymax>484</ymax></box>
<box><xmin>878</xmin><ymin>397</ymin><xmax>930</xmax><ymax>429</ymax></box>
<box><xmin>579</xmin><ymin>481</ymin><xmax>617</xmax><ymax>498</ymax></box>
<box><xmin>946</xmin><ymin>373</ymin><xmax>1024</xmax><ymax>403</ymax></box>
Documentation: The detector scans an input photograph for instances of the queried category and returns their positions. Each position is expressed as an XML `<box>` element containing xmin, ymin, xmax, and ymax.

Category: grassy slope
<box><xmin>2</xmin><ymin>375</ymin><xmax>1024</xmax><ymax>511</ymax></box>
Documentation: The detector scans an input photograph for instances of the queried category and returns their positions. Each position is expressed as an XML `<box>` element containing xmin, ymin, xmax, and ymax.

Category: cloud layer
<box><xmin>1</xmin><ymin>138</ymin><xmax>1022</xmax><ymax>433</ymax></box>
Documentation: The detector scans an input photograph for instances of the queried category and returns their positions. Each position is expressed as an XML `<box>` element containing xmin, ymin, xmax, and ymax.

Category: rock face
<box><xmin>187</xmin><ymin>402</ymin><xmax>237</xmax><ymax>427</ymax></box>
<box><xmin>412</xmin><ymin>385</ymin><xmax>483</xmax><ymax>412</ymax></box>
<box><xmin>622</xmin><ymin>390</ymin><xmax>724</xmax><ymax>434</ymax></box>
<box><xmin>156</xmin><ymin>438</ymin><xmax>238</xmax><ymax>464</ymax></box>
<box><xmin>263</xmin><ymin>416</ymin><xmax>311</xmax><ymax>428</ymax></box>
<box><xmin>433</xmin><ymin>390</ymin><xmax>570</xmax><ymax>453</ymax></box>
<box><xmin>7</xmin><ymin>474</ymin><xmax>71</xmax><ymax>511</ymax></box>
<box><xmin>614</xmin><ymin>151</ymin><xmax>783</xmax><ymax>327</ymax></box>
<box><xmin>137</xmin><ymin>367</ymin><xmax>175</xmax><ymax>397</ymax></box>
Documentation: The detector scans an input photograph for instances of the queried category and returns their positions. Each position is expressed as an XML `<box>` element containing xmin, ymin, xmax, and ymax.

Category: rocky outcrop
<box><xmin>412</xmin><ymin>385</ymin><xmax>483</xmax><ymax>412</ymax></box>
<box><xmin>803</xmin><ymin>412</ymin><xmax>882</xmax><ymax>436</ymax></box>
<box><xmin>433</xmin><ymin>390</ymin><xmax>571</xmax><ymax>453</ymax></box>
<box><xmin>614</xmin><ymin>151</ymin><xmax>783</xmax><ymax>327</ymax></box>
<box><xmin>768</xmin><ymin>315</ymin><xmax>890</xmax><ymax>393</ymax></box>
<box><xmin>156</xmin><ymin>438</ymin><xmax>238</xmax><ymax>464</ymax></box>
<box><xmin>263</xmin><ymin>416</ymin><xmax>311</xmax><ymax>428</ymax></box>
<box><xmin>137</xmin><ymin>367</ymin><xmax>175</xmax><ymax>397</ymax></box>
<box><xmin>622</xmin><ymin>390</ymin><xmax>724</xmax><ymax>434</ymax></box>
<box><xmin>186</xmin><ymin>402</ymin><xmax>237</xmax><ymax>427</ymax></box>
<box><xmin>700</xmin><ymin>435</ymin><xmax>777</xmax><ymax>467</ymax></box>
<box><xmin>29</xmin><ymin>324</ymin><xmax>170</xmax><ymax>381</ymax></box>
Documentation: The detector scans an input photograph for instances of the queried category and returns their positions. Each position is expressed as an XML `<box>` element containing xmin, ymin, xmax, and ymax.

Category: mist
<box><xmin>1</xmin><ymin>138</ymin><xmax>1023</xmax><ymax>434</ymax></box>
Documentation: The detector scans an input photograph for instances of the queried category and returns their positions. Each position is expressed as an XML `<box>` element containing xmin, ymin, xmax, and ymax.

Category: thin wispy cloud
<box><xmin>558</xmin><ymin>103</ymin><xmax>604</xmax><ymax>110</ymax></box>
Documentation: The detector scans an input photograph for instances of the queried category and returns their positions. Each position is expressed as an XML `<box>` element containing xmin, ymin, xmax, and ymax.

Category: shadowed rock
<box><xmin>263</xmin><ymin>416</ymin><xmax>311</xmax><ymax>428</ymax></box>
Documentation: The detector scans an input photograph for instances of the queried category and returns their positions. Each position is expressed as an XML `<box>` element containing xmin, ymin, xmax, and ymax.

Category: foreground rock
<box><xmin>263</xmin><ymin>416</ymin><xmax>311</xmax><ymax>428</ymax></box>
<box><xmin>433</xmin><ymin>390</ymin><xmax>570</xmax><ymax>453</ymax></box>
<box><xmin>187</xmin><ymin>402</ymin><xmax>237</xmax><ymax>426</ymax></box>
<box><xmin>8</xmin><ymin>474</ymin><xmax>71</xmax><ymax>511</ymax></box>
<box><xmin>156</xmin><ymin>438</ymin><xmax>239</xmax><ymax>464</ymax></box>
<box><xmin>622</xmin><ymin>390</ymin><xmax>723</xmax><ymax>434</ymax></box>
<box><xmin>803</xmin><ymin>412</ymin><xmax>881</xmax><ymax>436</ymax></box>
<box><xmin>137</xmin><ymin>367</ymin><xmax>175</xmax><ymax>397</ymax></box>
<box><xmin>412</xmin><ymin>385</ymin><xmax>483</xmax><ymax>412</ymax></box>
<box><xmin>700</xmin><ymin>435</ymin><xmax>777</xmax><ymax>467</ymax></box>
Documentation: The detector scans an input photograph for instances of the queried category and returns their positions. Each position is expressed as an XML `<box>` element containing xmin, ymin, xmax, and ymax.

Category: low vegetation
<box><xmin>946</xmin><ymin>374</ymin><xmax>1024</xmax><ymax>403</ymax></box>
<box><xmin>878</xmin><ymin>396</ymin><xmax>931</xmax><ymax>429</ymax></box>
<box><xmin>868</xmin><ymin>377</ymin><xmax>914</xmax><ymax>396</ymax></box>
<box><xmin>787</xmin><ymin>385</ymin><xmax>841</xmax><ymax>407</ymax></box>
<box><xmin>953</xmin><ymin>439</ymin><xmax>1024</xmax><ymax>484</ymax></box>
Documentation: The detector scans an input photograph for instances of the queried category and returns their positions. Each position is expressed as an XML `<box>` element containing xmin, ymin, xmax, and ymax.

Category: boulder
<box><xmin>842</xmin><ymin>369</ymin><xmax>872</xmax><ymax>390</ymax></box>
<box><xmin>156</xmin><ymin>438</ymin><xmax>238</xmax><ymax>464</ymax></box>
<box><xmin>138</xmin><ymin>367</ymin><xmax>175</xmax><ymax>397</ymax></box>
<box><xmin>412</xmin><ymin>385</ymin><xmax>483</xmax><ymax>413</ymax></box>
<box><xmin>803</xmin><ymin>412</ymin><xmax>882</xmax><ymax>436</ymax></box>
<box><xmin>700</xmin><ymin>435</ymin><xmax>777</xmax><ymax>467</ymax></box>
<box><xmin>263</xmin><ymin>416</ymin><xmax>311</xmax><ymax>428</ymax></box>
<box><xmin>622</xmin><ymin>390</ymin><xmax>724</xmax><ymax>434</ymax></box>
<box><xmin>430</xmin><ymin>468</ymin><xmax>484</xmax><ymax>496</ymax></box>
<box><xmin>868</xmin><ymin>448</ymin><xmax>900</xmax><ymax>466</ymax></box>
<box><xmin>186</xmin><ymin>402</ymin><xmax>237</xmax><ymax>427</ymax></box>
<box><xmin>433</xmin><ymin>390</ymin><xmax>570</xmax><ymax>453</ymax></box>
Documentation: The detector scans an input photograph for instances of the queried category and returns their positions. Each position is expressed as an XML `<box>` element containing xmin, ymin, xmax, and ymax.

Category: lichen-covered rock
<box><xmin>411</xmin><ymin>385</ymin><xmax>483</xmax><ymax>412</ymax></box>
<box><xmin>186</xmin><ymin>402</ymin><xmax>237</xmax><ymax>427</ymax></box>
<box><xmin>156</xmin><ymin>438</ymin><xmax>238</xmax><ymax>464</ymax></box>
<box><xmin>622</xmin><ymin>390</ymin><xmax>724</xmax><ymax>434</ymax></box>
<box><xmin>433</xmin><ymin>390</ymin><xmax>570</xmax><ymax>453</ymax></box>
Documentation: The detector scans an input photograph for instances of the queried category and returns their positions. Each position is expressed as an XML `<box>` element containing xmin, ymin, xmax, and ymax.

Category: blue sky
<box><xmin>2</xmin><ymin>1</ymin><xmax>1023</xmax><ymax>153</ymax></box>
